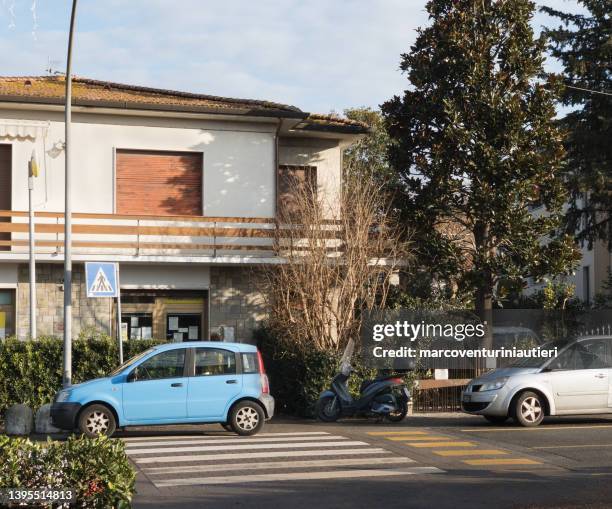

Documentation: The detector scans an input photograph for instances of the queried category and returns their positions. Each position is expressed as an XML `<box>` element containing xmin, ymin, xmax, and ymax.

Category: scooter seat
<box><xmin>360</xmin><ymin>375</ymin><xmax>401</xmax><ymax>393</ymax></box>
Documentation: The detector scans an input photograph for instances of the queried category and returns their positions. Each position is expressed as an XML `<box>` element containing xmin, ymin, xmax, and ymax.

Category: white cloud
<box><xmin>0</xmin><ymin>0</ymin><xmax>583</xmax><ymax>114</ymax></box>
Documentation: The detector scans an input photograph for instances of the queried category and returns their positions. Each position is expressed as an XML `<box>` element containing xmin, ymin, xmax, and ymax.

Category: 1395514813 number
<box><xmin>0</xmin><ymin>488</ymin><xmax>76</xmax><ymax>504</ymax></box>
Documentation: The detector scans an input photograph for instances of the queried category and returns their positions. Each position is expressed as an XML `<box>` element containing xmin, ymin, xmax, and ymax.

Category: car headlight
<box><xmin>55</xmin><ymin>390</ymin><xmax>72</xmax><ymax>402</ymax></box>
<box><xmin>479</xmin><ymin>377</ymin><xmax>509</xmax><ymax>392</ymax></box>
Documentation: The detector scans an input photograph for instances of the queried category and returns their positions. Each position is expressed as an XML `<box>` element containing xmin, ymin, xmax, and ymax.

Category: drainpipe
<box><xmin>274</xmin><ymin>119</ymin><xmax>281</xmax><ymax>252</ymax></box>
<box><xmin>274</xmin><ymin>118</ymin><xmax>282</xmax><ymax>215</ymax></box>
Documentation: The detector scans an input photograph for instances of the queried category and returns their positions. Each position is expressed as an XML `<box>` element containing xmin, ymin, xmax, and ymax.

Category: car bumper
<box><xmin>461</xmin><ymin>387</ymin><xmax>510</xmax><ymax>417</ymax></box>
<box><xmin>50</xmin><ymin>402</ymin><xmax>82</xmax><ymax>430</ymax></box>
<box><xmin>260</xmin><ymin>394</ymin><xmax>275</xmax><ymax>419</ymax></box>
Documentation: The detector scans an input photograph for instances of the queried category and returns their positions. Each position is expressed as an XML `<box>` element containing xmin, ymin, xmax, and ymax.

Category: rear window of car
<box><xmin>241</xmin><ymin>353</ymin><xmax>259</xmax><ymax>374</ymax></box>
<box><xmin>194</xmin><ymin>348</ymin><xmax>236</xmax><ymax>376</ymax></box>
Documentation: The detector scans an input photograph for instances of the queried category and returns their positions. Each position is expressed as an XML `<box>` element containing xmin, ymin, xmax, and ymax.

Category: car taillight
<box><xmin>390</xmin><ymin>377</ymin><xmax>404</xmax><ymax>385</ymax></box>
<box><xmin>257</xmin><ymin>350</ymin><xmax>270</xmax><ymax>394</ymax></box>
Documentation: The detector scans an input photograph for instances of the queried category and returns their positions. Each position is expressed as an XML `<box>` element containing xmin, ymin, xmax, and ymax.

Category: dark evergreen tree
<box><xmin>542</xmin><ymin>0</ymin><xmax>612</xmax><ymax>247</ymax></box>
<box><xmin>382</xmin><ymin>0</ymin><xmax>579</xmax><ymax>337</ymax></box>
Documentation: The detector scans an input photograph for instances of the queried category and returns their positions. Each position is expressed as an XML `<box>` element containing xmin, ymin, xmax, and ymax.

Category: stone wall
<box><xmin>16</xmin><ymin>263</ymin><xmax>267</xmax><ymax>341</ymax></box>
<box><xmin>209</xmin><ymin>266</ymin><xmax>267</xmax><ymax>343</ymax></box>
<box><xmin>17</xmin><ymin>263</ymin><xmax>113</xmax><ymax>339</ymax></box>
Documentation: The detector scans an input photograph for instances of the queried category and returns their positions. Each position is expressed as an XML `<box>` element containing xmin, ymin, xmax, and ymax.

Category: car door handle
<box><xmin>171</xmin><ymin>382</ymin><xmax>183</xmax><ymax>387</ymax></box>
<box><xmin>595</xmin><ymin>374</ymin><xmax>606</xmax><ymax>379</ymax></box>
<box><xmin>226</xmin><ymin>379</ymin><xmax>238</xmax><ymax>384</ymax></box>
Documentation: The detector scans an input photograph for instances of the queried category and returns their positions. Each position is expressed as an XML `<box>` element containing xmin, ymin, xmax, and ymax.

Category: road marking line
<box><xmin>133</xmin><ymin>447</ymin><xmax>390</xmax><ymax>464</ymax></box>
<box><xmin>154</xmin><ymin>467</ymin><xmax>444</xmax><ymax>487</ymax></box>
<box><xmin>127</xmin><ymin>440</ymin><xmax>368</xmax><ymax>455</ymax></box>
<box><xmin>386</xmin><ymin>436</ymin><xmax>450</xmax><ymax>442</ymax></box>
<box><xmin>461</xmin><ymin>425</ymin><xmax>612</xmax><ymax>432</ymax></box>
<box><xmin>367</xmin><ymin>431</ymin><xmax>429</xmax><ymax>436</ymax></box>
<box><xmin>534</xmin><ymin>444</ymin><xmax>612</xmax><ymax>449</ymax></box>
<box><xmin>408</xmin><ymin>442</ymin><xmax>476</xmax><ymax>448</ymax></box>
<box><xmin>462</xmin><ymin>458</ymin><xmax>542</xmax><ymax>466</ymax></box>
<box><xmin>434</xmin><ymin>450</ymin><xmax>508</xmax><ymax>457</ymax></box>
<box><xmin>124</xmin><ymin>435</ymin><xmax>349</xmax><ymax>448</ymax></box>
<box><xmin>121</xmin><ymin>431</ymin><xmax>330</xmax><ymax>442</ymax></box>
<box><xmin>144</xmin><ymin>456</ymin><xmax>415</xmax><ymax>475</ymax></box>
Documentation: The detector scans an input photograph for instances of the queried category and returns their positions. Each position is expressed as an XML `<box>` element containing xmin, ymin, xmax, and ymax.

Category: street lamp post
<box><xmin>63</xmin><ymin>0</ymin><xmax>78</xmax><ymax>388</ymax></box>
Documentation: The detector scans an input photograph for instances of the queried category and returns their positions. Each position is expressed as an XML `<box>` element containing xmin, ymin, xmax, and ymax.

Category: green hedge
<box><xmin>0</xmin><ymin>336</ymin><xmax>165</xmax><ymax>417</ymax></box>
<box><xmin>255</xmin><ymin>327</ymin><xmax>405</xmax><ymax>417</ymax></box>
<box><xmin>0</xmin><ymin>434</ymin><xmax>135</xmax><ymax>508</ymax></box>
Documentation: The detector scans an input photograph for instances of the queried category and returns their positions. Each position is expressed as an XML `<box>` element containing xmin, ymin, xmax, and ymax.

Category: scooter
<box><xmin>317</xmin><ymin>339</ymin><xmax>411</xmax><ymax>423</ymax></box>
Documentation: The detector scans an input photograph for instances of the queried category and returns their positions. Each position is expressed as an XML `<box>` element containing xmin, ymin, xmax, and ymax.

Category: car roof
<box><xmin>576</xmin><ymin>335</ymin><xmax>612</xmax><ymax>341</ymax></box>
<box><xmin>153</xmin><ymin>341</ymin><xmax>258</xmax><ymax>353</ymax></box>
<box><xmin>493</xmin><ymin>327</ymin><xmax>537</xmax><ymax>334</ymax></box>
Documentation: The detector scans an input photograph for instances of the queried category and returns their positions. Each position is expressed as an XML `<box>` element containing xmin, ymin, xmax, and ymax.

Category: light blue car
<box><xmin>51</xmin><ymin>342</ymin><xmax>274</xmax><ymax>437</ymax></box>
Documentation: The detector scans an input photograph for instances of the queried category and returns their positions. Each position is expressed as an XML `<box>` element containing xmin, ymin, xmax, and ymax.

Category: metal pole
<box><xmin>116</xmin><ymin>265</ymin><xmax>123</xmax><ymax>365</ymax></box>
<box><xmin>63</xmin><ymin>0</ymin><xmax>78</xmax><ymax>388</ymax></box>
<box><xmin>28</xmin><ymin>173</ymin><xmax>36</xmax><ymax>339</ymax></box>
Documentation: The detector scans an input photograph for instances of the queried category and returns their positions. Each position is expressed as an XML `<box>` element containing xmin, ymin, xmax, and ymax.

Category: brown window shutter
<box><xmin>116</xmin><ymin>150</ymin><xmax>203</xmax><ymax>216</ymax></box>
<box><xmin>277</xmin><ymin>165</ymin><xmax>317</xmax><ymax>221</ymax></box>
<box><xmin>0</xmin><ymin>145</ymin><xmax>11</xmax><ymax>250</ymax></box>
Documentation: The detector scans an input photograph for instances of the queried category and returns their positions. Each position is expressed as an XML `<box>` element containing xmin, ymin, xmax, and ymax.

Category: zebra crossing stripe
<box><xmin>133</xmin><ymin>447</ymin><xmax>390</xmax><ymax>464</ymax></box>
<box><xmin>127</xmin><ymin>440</ymin><xmax>368</xmax><ymax>455</ymax></box>
<box><xmin>124</xmin><ymin>435</ymin><xmax>348</xmax><ymax>448</ymax></box>
<box><xmin>367</xmin><ymin>431</ymin><xmax>430</xmax><ymax>436</ymax></box>
<box><xmin>144</xmin><ymin>456</ymin><xmax>415</xmax><ymax>475</ymax></box>
<box><xmin>153</xmin><ymin>467</ymin><xmax>444</xmax><ymax>487</ymax></box>
<box><xmin>121</xmin><ymin>431</ymin><xmax>330</xmax><ymax>442</ymax></box>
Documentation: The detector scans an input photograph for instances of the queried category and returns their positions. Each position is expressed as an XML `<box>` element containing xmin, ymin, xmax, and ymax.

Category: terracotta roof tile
<box><xmin>0</xmin><ymin>75</ymin><xmax>303</xmax><ymax>115</ymax></box>
<box><xmin>0</xmin><ymin>75</ymin><xmax>368</xmax><ymax>133</ymax></box>
<box><xmin>303</xmin><ymin>113</ymin><xmax>369</xmax><ymax>130</ymax></box>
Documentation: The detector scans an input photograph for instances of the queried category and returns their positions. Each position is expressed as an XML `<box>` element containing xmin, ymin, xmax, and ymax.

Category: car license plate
<box><xmin>402</xmin><ymin>387</ymin><xmax>410</xmax><ymax>398</ymax></box>
<box><xmin>463</xmin><ymin>394</ymin><xmax>471</xmax><ymax>402</ymax></box>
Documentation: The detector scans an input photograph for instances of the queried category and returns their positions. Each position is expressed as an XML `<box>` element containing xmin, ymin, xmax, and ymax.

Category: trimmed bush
<box><xmin>0</xmin><ymin>336</ymin><xmax>165</xmax><ymax>418</ymax></box>
<box><xmin>0</xmin><ymin>434</ymin><xmax>135</xmax><ymax>508</ymax></box>
<box><xmin>255</xmin><ymin>327</ymin><xmax>409</xmax><ymax>417</ymax></box>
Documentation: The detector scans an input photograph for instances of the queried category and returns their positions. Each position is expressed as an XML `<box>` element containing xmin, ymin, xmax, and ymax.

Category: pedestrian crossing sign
<box><xmin>85</xmin><ymin>262</ymin><xmax>118</xmax><ymax>298</ymax></box>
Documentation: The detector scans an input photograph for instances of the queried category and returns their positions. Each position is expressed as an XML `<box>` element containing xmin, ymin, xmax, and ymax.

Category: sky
<box><xmin>0</xmin><ymin>0</ymin><xmax>585</xmax><ymax>115</ymax></box>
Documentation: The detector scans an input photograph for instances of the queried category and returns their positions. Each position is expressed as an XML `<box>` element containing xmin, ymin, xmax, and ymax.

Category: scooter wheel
<box><xmin>317</xmin><ymin>395</ymin><xmax>341</xmax><ymax>422</ymax></box>
<box><xmin>386</xmin><ymin>399</ymin><xmax>408</xmax><ymax>423</ymax></box>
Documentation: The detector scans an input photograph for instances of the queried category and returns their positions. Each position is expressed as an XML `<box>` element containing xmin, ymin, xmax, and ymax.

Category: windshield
<box><xmin>109</xmin><ymin>348</ymin><xmax>155</xmax><ymax>376</ymax></box>
<box><xmin>509</xmin><ymin>339</ymin><xmax>572</xmax><ymax>368</ymax></box>
<box><xmin>339</xmin><ymin>339</ymin><xmax>355</xmax><ymax>376</ymax></box>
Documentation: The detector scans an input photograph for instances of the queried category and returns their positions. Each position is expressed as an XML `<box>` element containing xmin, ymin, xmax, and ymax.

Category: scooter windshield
<box><xmin>339</xmin><ymin>338</ymin><xmax>355</xmax><ymax>376</ymax></box>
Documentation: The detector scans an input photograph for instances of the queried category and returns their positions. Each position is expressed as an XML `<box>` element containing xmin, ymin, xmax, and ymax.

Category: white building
<box><xmin>0</xmin><ymin>76</ymin><xmax>366</xmax><ymax>341</ymax></box>
<box><xmin>527</xmin><ymin>202</ymin><xmax>611</xmax><ymax>305</ymax></box>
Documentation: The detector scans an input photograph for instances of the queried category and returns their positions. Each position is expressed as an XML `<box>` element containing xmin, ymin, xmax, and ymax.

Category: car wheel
<box><xmin>230</xmin><ymin>401</ymin><xmax>265</xmax><ymax>436</ymax></box>
<box><xmin>484</xmin><ymin>415</ymin><xmax>509</xmax><ymax>425</ymax></box>
<box><xmin>78</xmin><ymin>404</ymin><xmax>117</xmax><ymax>437</ymax></box>
<box><xmin>514</xmin><ymin>391</ymin><xmax>544</xmax><ymax>427</ymax></box>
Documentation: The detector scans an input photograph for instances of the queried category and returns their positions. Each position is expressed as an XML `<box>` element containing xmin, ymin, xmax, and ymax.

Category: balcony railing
<box><xmin>0</xmin><ymin>210</ymin><xmax>342</xmax><ymax>259</ymax></box>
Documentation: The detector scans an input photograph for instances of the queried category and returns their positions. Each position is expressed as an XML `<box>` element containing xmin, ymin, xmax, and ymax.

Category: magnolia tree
<box><xmin>261</xmin><ymin>168</ymin><xmax>408</xmax><ymax>352</ymax></box>
<box><xmin>382</xmin><ymin>0</ymin><xmax>581</xmax><ymax>343</ymax></box>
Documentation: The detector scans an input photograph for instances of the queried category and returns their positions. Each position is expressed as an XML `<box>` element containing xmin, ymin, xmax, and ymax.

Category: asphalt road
<box><xmin>122</xmin><ymin>414</ymin><xmax>612</xmax><ymax>509</ymax></box>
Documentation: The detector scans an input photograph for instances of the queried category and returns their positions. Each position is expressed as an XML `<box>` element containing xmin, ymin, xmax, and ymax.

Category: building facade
<box><xmin>526</xmin><ymin>202</ymin><xmax>612</xmax><ymax>305</ymax></box>
<box><xmin>0</xmin><ymin>76</ymin><xmax>366</xmax><ymax>341</ymax></box>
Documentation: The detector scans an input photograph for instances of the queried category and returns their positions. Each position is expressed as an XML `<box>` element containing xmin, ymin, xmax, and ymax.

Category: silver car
<box><xmin>462</xmin><ymin>335</ymin><xmax>612</xmax><ymax>426</ymax></box>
